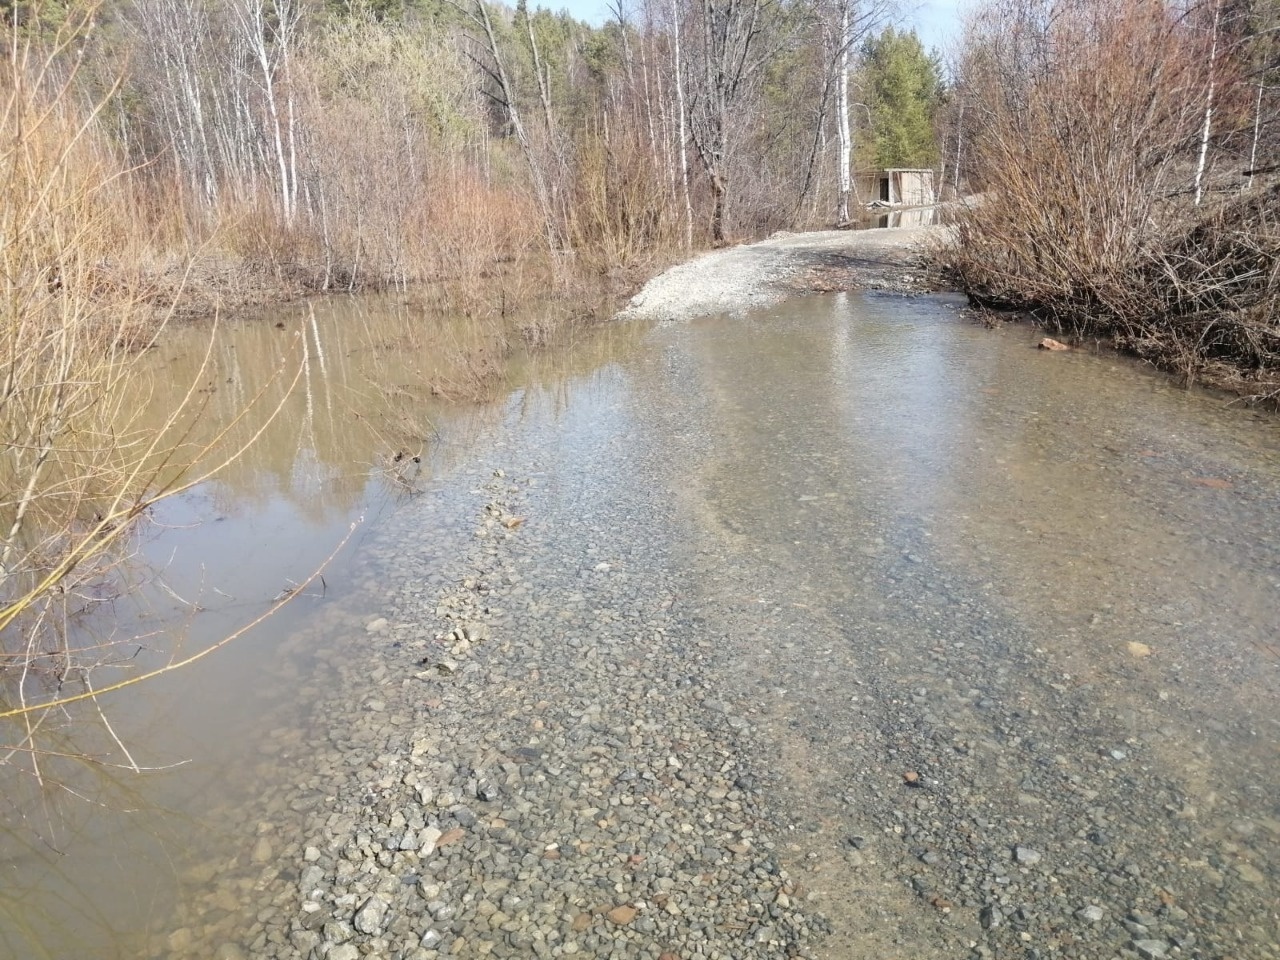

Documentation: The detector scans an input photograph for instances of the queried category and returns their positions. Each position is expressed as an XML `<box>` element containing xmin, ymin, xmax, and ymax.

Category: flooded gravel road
<box><xmin>4</xmin><ymin>290</ymin><xmax>1279</xmax><ymax>960</ymax></box>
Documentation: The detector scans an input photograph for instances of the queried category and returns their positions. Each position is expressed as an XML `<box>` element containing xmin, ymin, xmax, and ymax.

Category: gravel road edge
<box><xmin>615</xmin><ymin>225</ymin><xmax>945</xmax><ymax>324</ymax></box>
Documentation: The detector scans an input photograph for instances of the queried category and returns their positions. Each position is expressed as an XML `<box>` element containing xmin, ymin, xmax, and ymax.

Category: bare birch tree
<box><xmin>1193</xmin><ymin>0</ymin><xmax>1222</xmax><ymax>205</ymax></box>
<box><xmin>230</xmin><ymin>0</ymin><xmax>304</xmax><ymax>221</ymax></box>
<box><xmin>127</xmin><ymin>0</ymin><xmax>222</xmax><ymax>206</ymax></box>
<box><xmin>836</xmin><ymin>0</ymin><xmax>854</xmax><ymax>221</ymax></box>
<box><xmin>672</xmin><ymin>0</ymin><xmax>695</xmax><ymax>247</ymax></box>
<box><xmin>453</xmin><ymin>0</ymin><xmax>560</xmax><ymax>250</ymax></box>
<box><xmin>686</xmin><ymin>0</ymin><xmax>790</xmax><ymax>242</ymax></box>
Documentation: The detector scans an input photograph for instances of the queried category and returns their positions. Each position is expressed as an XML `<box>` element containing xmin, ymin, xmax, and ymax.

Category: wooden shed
<box><xmin>872</xmin><ymin>168</ymin><xmax>936</xmax><ymax>206</ymax></box>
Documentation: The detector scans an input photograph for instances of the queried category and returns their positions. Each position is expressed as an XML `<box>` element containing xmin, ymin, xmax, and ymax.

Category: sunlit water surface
<box><xmin>1</xmin><ymin>291</ymin><xmax>1276</xmax><ymax>958</ymax></box>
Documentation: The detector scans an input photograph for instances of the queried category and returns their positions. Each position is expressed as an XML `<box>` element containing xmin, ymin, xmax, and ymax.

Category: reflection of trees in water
<box><xmin>149</xmin><ymin>296</ymin><xmax>649</xmax><ymax>524</ymax></box>
<box><xmin>3</xmin><ymin>293</ymin><xmax>642</xmax><ymax>792</ymax></box>
<box><xmin>151</xmin><ymin>296</ymin><xmax>504</xmax><ymax>520</ymax></box>
<box><xmin>0</xmin><ymin>711</ymin><xmax>199</xmax><ymax>959</ymax></box>
<box><xmin>0</xmin><ymin>294</ymin><xmax>647</xmax><ymax>958</ymax></box>
<box><xmin>0</xmin><ymin>534</ymin><xmax>348</xmax><ymax>958</ymax></box>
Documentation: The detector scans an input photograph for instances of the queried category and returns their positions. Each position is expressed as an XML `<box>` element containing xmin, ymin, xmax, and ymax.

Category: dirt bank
<box><xmin>616</xmin><ymin>225</ymin><xmax>942</xmax><ymax>323</ymax></box>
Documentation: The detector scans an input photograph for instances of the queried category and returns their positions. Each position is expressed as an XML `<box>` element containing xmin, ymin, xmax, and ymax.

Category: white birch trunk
<box><xmin>1248</xmin><ymin>79</ymin><xmax>1263</xmax><ymax>190</ymax></box>
<box><xmin>1193</xmin><ymin>0</ymin><xmax>1221</xmax><ymax>207</ymax></box>
<box><xmin>836</xmin><ymin>3</ymin><xmax>852</xmax><ymax>224</ymax></box>
<box><xmin>673</xmin><ymin>0</ymin><xmax>693</xmax><ymax>250</ymax></box>
<box><xmin>284</xmin><ymin>49</ymin><xmax>299</xmax><ymax>220</ymax></box>
<box><xmin>234</xmin><ymin>0</ymin><xmax>295</xmax><ymax>222</ymax></box>
<box><xmin>474</xmin><ymin>0</ymin><xmax>557</xmax><ymax>251</ymax></box>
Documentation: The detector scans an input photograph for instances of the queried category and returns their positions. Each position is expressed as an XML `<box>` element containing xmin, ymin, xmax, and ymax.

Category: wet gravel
<box><xmin>154</xmin><ymin>293</ymin><xmax>1279</xmax><ymax>960</ymax></box>
<box><xmin>161</xmin><ymin>458</ymin><xmax>832</xmax><ymax>960</ymax></box>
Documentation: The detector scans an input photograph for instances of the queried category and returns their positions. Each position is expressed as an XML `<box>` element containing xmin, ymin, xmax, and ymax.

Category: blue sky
<box><xmin>910</xmin><ymin>0</ymin><xmax>968</xmax><ymax>53</ymax></box>
<box><xmin>546</xmin><ymin>0</ymin><xmax>968</xmax><ymax>55</ymax></box>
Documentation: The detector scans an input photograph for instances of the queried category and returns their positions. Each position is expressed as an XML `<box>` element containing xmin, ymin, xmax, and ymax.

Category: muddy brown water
<box><xmin>0</xmin><ymin>290</ymin><xmax>1277</xmax><ymax>958</ymax></box>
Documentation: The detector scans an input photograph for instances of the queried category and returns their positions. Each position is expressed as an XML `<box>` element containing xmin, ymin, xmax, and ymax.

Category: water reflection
<box><xmin>0</xmin><ymin>295</ymin><xmax>646</xmax><ymax>960</ymax></box>
<box><xmin>853</xmin><ymin>205</ymin><xmax>946</xmax><ymax>230</ymax></box>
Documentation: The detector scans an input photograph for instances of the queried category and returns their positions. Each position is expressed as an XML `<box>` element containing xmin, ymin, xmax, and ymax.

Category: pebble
<box><xmin>1014</xmin><ymin>845</ymin><xmax>1042</xmax><ymax>865</ymax></box>
<box><xmin>1235</xmin><ymin>863</ymin><xmax>1266</xmax><ymax>883</ymax></box>
<box><xmin>352</xmin><ymin>896</ymin><xmax>388</xmax><ymax>935</ymax></box>
<box><xmin>607</xmin><ymin>905</ymin><xmax>638</xmax><ymax>925</ymax></box>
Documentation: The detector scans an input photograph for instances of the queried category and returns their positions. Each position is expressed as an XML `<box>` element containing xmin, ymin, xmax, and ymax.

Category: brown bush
<box><xmin>937</xmin><ymin>0</ymin><xmax>1280</xmax><ymax>396</ymax></box>
<box><xmin>1131</xmin><ymin>185</ymin><xmax>1280</xmax><ymax>388</ymax></box>
<box><xmin>941</xmin><ymin>0</ymin><xmax>1209</xmax><ymax>322</ymax></box>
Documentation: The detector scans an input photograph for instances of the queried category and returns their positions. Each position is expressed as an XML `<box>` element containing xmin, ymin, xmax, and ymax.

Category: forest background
<box><xmin>2</xmin><ymin>0</ymin><xmax>951</xmax><ymax>309</ymax></box>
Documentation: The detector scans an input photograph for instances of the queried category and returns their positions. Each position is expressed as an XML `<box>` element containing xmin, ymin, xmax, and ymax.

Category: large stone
<box><xmin>354</xmin><ymin>895</ymin><xmax>390</xmax><ymax>935</ymax></box>
<box><xmin>300</xmin><ymin>864</ymin><xmax>325</xmax><ymax>894</ymax></box>
<box><xmin>1235</xmin><ymin>862</ymin><xmax>1266</xmax><ymax>884</ymax></box>
<box><xmin>290</xmin><ymin>930</ymin><xmax>321</xmax><ymax>956</ymax></box>
<box><xmin>607</xmin><ymin>905</ymin><xmax>638</xmax><ymax>925</ymax></box>
<box><xmin>419</xmin><ymin>826</ymin><xmax>443</xmax><ymax>855</ymax></box>
<box><xmin>1014</xmin><ymin>846</ymin><xmax>1042</xmax><ymax>865</ymax></box>
<box><xmin>421</xmin><ymin>929</ymin><xmax>444</xmax><ymax>949</ymax></box>
<box><xmin>167</xmin><ymin>929</ymin><xmax>194</xmax><ymax>954</ymax></box>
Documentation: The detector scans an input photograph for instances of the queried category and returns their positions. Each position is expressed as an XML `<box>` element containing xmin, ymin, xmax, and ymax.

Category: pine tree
<box><xmin>857</xmin><ymin>27</ymin><xmax>944</xmax><ymax>169</ymax></box>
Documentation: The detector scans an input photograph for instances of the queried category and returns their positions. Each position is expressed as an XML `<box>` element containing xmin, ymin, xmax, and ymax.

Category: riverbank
<box><xmin>158</xmin><ymin>222</ymin><xmax>936</xmax><ymax>330</ymax></box>
<box><xmin>631</xmin><ymin>220</ymin><xmax>1279</xmax><ymax>408</ymax></box>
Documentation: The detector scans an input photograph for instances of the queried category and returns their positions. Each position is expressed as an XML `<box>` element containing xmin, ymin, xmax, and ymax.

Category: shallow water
<box><xmin>0</xmin><ymin>295</ymin><xmax>645</xmax><ymax>959</ymax></box>
<box><xmin>853</xmin><ymin>205</ymin><xmax>946</xmax><ymax>230</ymax></box>
<box><xmin>1</xmin><ymin>290</ymin><xmax>1277</xmax><ymax>958</ymax></box>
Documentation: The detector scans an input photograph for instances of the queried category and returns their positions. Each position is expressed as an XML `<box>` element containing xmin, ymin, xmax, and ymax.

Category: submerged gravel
<box><xmin>154</xmin><ymin>276</ymin><xmax>1279</xmax><ymax>960</ymax></box>
<box><xmin>162</xmin><ymin>458</ymin><xmax>833</xmax><ymax>959</ymax></box>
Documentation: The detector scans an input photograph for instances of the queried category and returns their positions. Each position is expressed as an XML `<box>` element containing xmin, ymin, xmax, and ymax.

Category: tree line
<box><xmin>3</xmin><ymin>0</ymin><xmax>947</xmax><ymax>294</ymax></box>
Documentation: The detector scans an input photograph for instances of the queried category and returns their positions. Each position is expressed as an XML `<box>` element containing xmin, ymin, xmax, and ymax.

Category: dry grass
<box><xmin>0</xmin><ymin>21</ymin><xmax>310</xmax><ymax>782</ymax></box>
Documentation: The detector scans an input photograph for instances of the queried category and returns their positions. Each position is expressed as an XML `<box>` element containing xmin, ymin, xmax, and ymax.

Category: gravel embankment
<box><xmin>616</xmin><ymin>226</ymin><xmax>939</xmax><ymax>323</ymax></box>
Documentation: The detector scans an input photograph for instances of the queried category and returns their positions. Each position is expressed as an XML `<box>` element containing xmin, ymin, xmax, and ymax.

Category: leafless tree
<box><xmin>686</xmin><ymin>0</ymin><xmax>792</xmax><ymax>242</ymax></box>
<box><xmin>230</xmin><ymin>0</ymin><xmax>304</xmax><ymax>221</ymax></box>
<box><xmin>451</xmin><ymin>0</ymin><xmax>560</xmax><ymax>250</ymax></box>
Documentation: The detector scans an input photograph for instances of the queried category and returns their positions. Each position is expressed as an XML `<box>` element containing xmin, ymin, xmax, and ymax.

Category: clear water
<box><xmin>1</xmin><ymin>290</ymin><xmax>1276</xmax><ymax>959</ymax></box>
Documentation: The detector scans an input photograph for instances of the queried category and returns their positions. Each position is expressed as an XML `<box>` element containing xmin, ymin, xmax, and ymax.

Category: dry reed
<box><xmin>0</xmin><ymin>16</ymin><xmax>308</xmax><ymax>782</ymax></box>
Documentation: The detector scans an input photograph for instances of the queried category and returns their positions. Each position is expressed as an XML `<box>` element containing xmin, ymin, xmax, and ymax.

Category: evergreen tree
<box><xmin>857</xmin><ymin>27</ymin><xmax>944</xmax><ymax>169</ymax></box>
